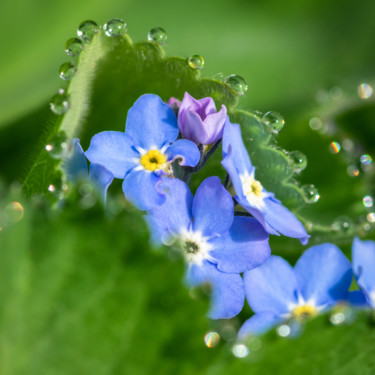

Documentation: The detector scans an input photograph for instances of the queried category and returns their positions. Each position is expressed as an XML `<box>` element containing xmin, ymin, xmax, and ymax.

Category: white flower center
<box><xmin>178</xmin><ymin>229</ymin><xmax>213</xmax><ymax>266</ymax></box>
<box><xmin>240</xmin><ymin>172</ymin><xmax>265</xmax><ymax>209</ymax></box>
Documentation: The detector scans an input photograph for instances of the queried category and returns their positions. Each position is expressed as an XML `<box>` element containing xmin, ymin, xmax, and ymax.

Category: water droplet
<box><xmin>332</xmin><ymin>216</ymin><xmax>353</xmax><ymax>233</ymax></box>
<box><xmin>225</xmin><ymin>75</ymin><xmax>248</xmax><ymax>95</ymax></box>
<box><xmin>50</xmin><ymin>90</ymin><xmax>70</xmax><ymax>115</ymax></box>
<box><xmin>360</xmin><ymin>154</ymin><xmax>372</xmax><ymax>165</ymax></box>
<box><xmin>45</xmin><ymin>131</ymin><xmax>68</xmax><ymax>159</ymax></box>
<box><xmin>77</xmin><ymin>20</ymin><xmax>99</xmax><ymax>42</ymax></box>
<box><xmin>329</xmin><ymin>141</ymin><xmax>341</xmax><ymax>154</ymax></box>
<box><xmin>147</xmin><ymin>27</ymin><xmax>167</xmax><ymax>44</ymax></box>
<box><xmin>358</xmin><ymin>83</ymin><xmax>373</xmax><ymax>99</ymax></box>
<box><xmin>232</xmin><ymin>344</ymin><xmax>249</xmax><ymax>358</ymax></box>
<box><xmin>5</xmin><ymin>202</ymin><xmax>24</xmax><ymax>223</ymax></box>
<box><xmin>288</xmin><ymin>151</ymin><xmax>307</xmax><ymax>173</ymax></box>
<box><xmin>347</xmin><ymin>165</ymin><xmax>360</xmax><ymax>177</ymax></box>
<box><xmin>263</xmin><ymin>111</ymin><xmax>285</xmax><ymax>133</ymax></box>
<box><xmin>330</xmin><ymin>312</ymin><xmax>345</xmax><ymax>325</ymax></box>
<box><xmin>103</xmin><ymin>18</ymin><xmax>127</xmax><ymax>37</ymax></box>
<box><xmin>204</xmin><ymin>331</ymin><xmax>220</xmax><ymax>348</ymax></box>
<box><xmin>276</xmin><ymin>324</ymin><xmax>291</xmax><ymax>337</ymax></box>
<box><xmin>65</xmin><ymin>38</ymin><xmax>83</xmax><ymax>56</ymax></box>
<box><xmin>342</xmin><ymin>139</ymin><xmax>354</xmax><ymax>152</ymax></box>
<box><xmin>309</xmin><ymin>117</ymin><xmax>323</xmax><ymax>131</ymax></box>
<box><xmin>330</xmin><ymin>304</ymin><xmax>354</xmax><ymax>325</ymax></box>
<box><xmin>302</xmin><ymin>184</ymin><xmax>320</xmax><ymax>204</ymax></box>
<box><xmin>363</xmin><ymin>196</ymin><xmax>373</xmax><ymax>208</ymax></box>
<box><xmin>48</xmin><ymin>184</ymin><xmax>56</xmax><ymax>192</ymax></box>
<box><xmin>59</xmin><ymin>62</ymin><xmax>76</xmax><ymax>80</ymax></box>
<box><xmin>188</xmin><ymin>55</ymin><xmax>205</xmax><ymax>70</ymax></box>
<box><xmin>367</xmin><ymin>212</ymin><xmax>375</xmax><ymax>223</ymax></box>
<box><xmin>329</xmin><ymin>86</ymin><xmax>343</xmax><ymax>100</ymax></box>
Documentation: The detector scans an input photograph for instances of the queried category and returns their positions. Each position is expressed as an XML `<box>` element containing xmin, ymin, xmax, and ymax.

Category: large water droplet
<box><xmin>358</xmin><ymin>83</ymin><xmax>373</xmax><ymax>99</ymax></box>
<box><xmin>360</xmin><ymin>154</ymin><xmax>372</xmax><ymax>165</ymax></box>
<box><xmin>103</xmin><ymin>18</ymin><xmax>127</xmax><ymax>37</ymax></box>
<box><xmin>347</xmin><ymin>165</ymin><xmax>360</xmax><ymax>177</ymax></box>
<box><xmin>148</xmin><ymin>27</ymin><xmax>167</xmax><ymax>44</ymax></box>
<box><xmin>263</xmin><ymin>111</ymin><xmax>285</xmax><ymax>133</ymax></box>
<box><xmin>302</xmin><ymin>184</ymin><xmax>320</xmax><ymax>204</ymax></box>
<box><xmin>65</xmin><ymin>38</ymin><xmax>83</xmax><ymax>57</ymax></box>
<box><xmin>332</xmin><ymin>216</ymin><xmax>353</xmax><ymax>233</ymax></box>
<box><xmin>77</xmin><ymin>20</ymin><xmax>99</xmax><ymax>42</ymax></box>
<box><xmin>188</xmin><ymin>55</ymin><xmax>205</xmax><ymax>70</ymax></box>
<box><xmin>50</xmin><ymin>90</ymin><xmax>70</xmax><ymax>115</ymax></box>
<box><xmin>204</xmin><ymin>331</ymin><xmax>220</xmax><ymax>348</ymax></box>
<box><xmin>45</xmin><ymin>131</ymin><xmax>68</xmax><ymax>159</ymax></box>
<box><xmin>288</xmin><ymin>151</ymin><xmax>307</xmax><ymax>173</ymax></box>
<box><xmin>232</xmin><ymin>344</ymin><xmax>249</xmax><ymax>358</ymax></box>
<box><xmin>329</xmin><ymin>141</ymin><xmax>341</xmax><ymax>154</ymax></box>
<box><xmin>363</xmin><ymin>196</ymin><xmax>374</xmax><ymax>208</ymax></box>
<box><xmin>59</xmin><ymin>62</ymin><xmax>76</xmax><ymax>80</ymax></box>
<box><xmin>225</xmin><ymin>75</ymin><xmax>247</xmax><ymax>95</ymax></box>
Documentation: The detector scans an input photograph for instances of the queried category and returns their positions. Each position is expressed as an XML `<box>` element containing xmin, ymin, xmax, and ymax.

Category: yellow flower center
<box><xmin>250</xmin><ymin>180</ymin><xmax>263</xmax><ymax>197</ymax></box>
<box><xmin>140</xmin><ymin>150</ymin><xmax>167</xmax><ymax>171</ymax></box>
<box><xmin>292</xmin><ymin>305</ymin><xmax>317</xmax><ymax>321</ymax></box>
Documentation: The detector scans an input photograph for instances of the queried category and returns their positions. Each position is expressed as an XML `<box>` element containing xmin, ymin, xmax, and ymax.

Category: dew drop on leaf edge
<box><xmin>148</xmin><ymin>27</ymin><xmax>167</xmax><ymax>44</ymax></box>
<box><xmin>302</xmin><ymin>184</ymin><xmax>320</xmax><ymax>204</ymax></box>
<box><xmin>77</xmin><ymin>20</ymin><xmax>99</xmax><ymax>42</ymax></box>
<box><xmin>45</xmin><ymin>131</ymin><xmax>68</xmax><ymax>159</ymax></box>
<box><xmin>65</xmin><ymin>37</ymin><xmax>83</xmax><ymax>57</ymax></box>
<box><xmin>103</xmin><ymin>18</ymin><xmax>127</xmax><ymax>37</ymax></box>
<box><xmin>224</xmin><ymin>74</ymin><xmax>248</xmax><ymax>95</ymax></box>
<box><xmin>188</xmin><ymin>55</ymin><xmax>205</xmax><ymax>70</ymax></box>
<box><xmin>288</xmin><ymin>151</ymin><xmax>307</xmax><ymax>173</ymax></box>
<box><xmin>59</xmin><ymin>62</ymin><xmax>76</xmax><ymax>80</ymax></box>
<box><xmin>50</xmin><ymin>91</ymin><xmax>70</xmax><ymax>115</ymax></box>
<box><xmin>263</xmin><ymin>111</ymin><xmax>285</xmax><ymax>133</ymax></box>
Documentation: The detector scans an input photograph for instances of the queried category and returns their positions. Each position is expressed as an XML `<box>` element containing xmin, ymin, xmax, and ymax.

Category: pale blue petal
<box><xmin>244</xmin><ymin>256</ymin><xmax>299</xmax><ymax>315</ymax></box>
<box><xmin>165</xmin><ymin>139</ymin><xmax>200</xmax><ymax>167</ymax></box>
<box><xmin>147</xmin><ymin>177</ymin><xmax>193</xmax><ymax>236</ymax></box>
<box><xmin>89</xmin><ymin>164</ymin><xmax>114</xmax><ymax>203</ymax></box>
<box><xmin>192</xmin><ymin>176</ymin><xmax>234</xmax><ymax>237</ymax></box>
<box><xmin>238</xmin><ymin>312</ymin><xmax>282</xmax><ymax>337</ymax></box>
<box><xmin>125</xmin><ymin>94</ymin><xmax>178</xmax><ymax>149</ymax></box>
<box><xmin>208</xmin><ymin>217</ymin><xmax>270</xmax><ymax>273</ymax></box>
<box><xmin>85</xmin><ymin>131</ymin><xmax>139</xmax><ymax>178</ymax></box>
<box><xmin>352</xmin><ymin>237</ymin><xmax>375</xmax><ymax>296</ymax></box>
<box><xmin>294</xmin><ymin>243</ymin><xmax>352</xmax><ymax>306</ymax></box>
<box><xmin>122</xmin><ymin>170</ymin><xmax>165</xmax><ymax>211</ymax></box>
<box><xmin>64</xmin><ymin>138</ymin><xmax>88</xmax><ymax>180</ymax></box>
<box><xmin>186</xmin><ymin>261</ymin><xmax>245</xmax><ymax>319</ymax></box>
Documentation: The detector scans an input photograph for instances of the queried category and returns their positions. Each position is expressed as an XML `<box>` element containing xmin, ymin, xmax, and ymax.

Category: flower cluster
<box><xmin>66</xmin><ymin>92</ymin><xmax>372</xmax><ymax>330</ymax></box>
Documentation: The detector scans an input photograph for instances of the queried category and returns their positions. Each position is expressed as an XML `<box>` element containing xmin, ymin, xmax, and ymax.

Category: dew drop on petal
<box><xmin>288</xmin><ymin>151</ymin><xmax>307</xmax><ymax>173</ymax></box>
<box><xmin>363</xmin><ymin>196</ymin><xmax>373</xmax><ymax>208</ymax></box>
<box><xmin>103</xmin><ymin>18</ymin><xmax>127</xmax><ymax>37</ymax></box>
<box><xmin>204</xmin><ymin>331</ymin><xmax>220</xmax><ymax>348</ymax></box>
<box><xmin>329</xmin><ymin>141</ymin><xmax>341</xmax><ymax>154</ymax></box>
<box><xmin>188</xmin><ymin>55</ymin><xmax>205</xmax><ymax>70</ymax></box>
<box><xmin>358</xmin><ymin>83</ymin><xmax>373</xmax><ymax>99</ymax></box>
<box><xmin>302</xmin><ymin>184</ymin><xmax>320</xmax><ymax>204</ymax></box>
<box><xmin>232</xmin><ymin>344</ymin><xmax>249</xmax><ymax>358</ymax></box>
<box><xmin>263</xmin><ymin>111</ymin><xmax>285</xmax><ymax>133</ymax></box>
<box><xmin>59</xmin><ymin>62</ymin><xmax>76</xmax><ymax>80</ymax></box>
<box><xmin>65</xmin><ymin>37</ymin><xmax>83</xmax><ymax>56</ymax></box>
<box><xmin>332</xmin><ymin>216</ymin><xmax>353</xmax><ymax>233</ymax></box>
<box><xmin>77</xmin><ymin>20</ymin><xmax>99</xmax><ymax>42</ymax></box>
<box><xmin>147</xmin><ymin>27</ymin><xmax>167</xmax><ymax>44</ymax></box>
<box><xmin>225</xmin><ymin>74</ymin><xmax>248</xmax><ymax>95</ymax></box>
<box><xmin>50</xmin><ymin>91</ymin><xmax>70</xmax><ymax>115</ymax></box>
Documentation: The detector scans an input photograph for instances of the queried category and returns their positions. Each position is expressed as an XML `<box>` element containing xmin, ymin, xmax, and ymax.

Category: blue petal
<box><xmin>352</xmin><ymin>237</ymin><xmax>375</xmax><ymax>298</ymax></box>
<box><xmin>144</xmin><ymin>214</ymin><xmax>165</xmax><ymax>246</ymax></box>
<box><xmin>244</xmin><ymin>256</ymin><xmax>299</xmax><ymax>315</ymax></box>
<box><xmin>147</xmin><ymin>177</ymin><xmax>193</xmax><ymax>237</ymax></box>
<box><xmin>346</xmin><ymin>290</ymin><xmax>369</xmax><ymax>308</ymax></box>
<box><xmin>122</xmin><ymin>170</ymin><xmax>165</xmax><ymax>211</ymax></box>
<box><xmin>64</xmin><ymin>138</ymin><xmax>88</xmax><ymax>180</ymax></box>
<box><xmin>125</xmin><ymin>94</ymin><xmax>178</xmax><ymax>150</ymax></box>
<box><xmin>165</xmin><ymin>139</ymin><xmax>200</xmax><ymax>167</ymax></box>
<box><xmin>294</xmin><ymin>243</ymin><xmax>352</xmax><ymax>307</ymax></box>
<box><xmin>191</xmin><ymin>176</ymin><xmax>234</xmax><ymax>237</ymax></box>
<box><xmin>89</xmin><ymin>163</ymin><xmax>114</xmax><ymax>202</ymax></box>
<box><xmin>208</xmin><ymin>217</ymin><xmax>270</xmax><ymax>273</ymax></box>
<box><xmin>238</xmin><ymin>312</ymin><xmax>282</xmax><ymax>337</ymax></box>
<box><xmin>262</xmin><ymin>197</ymin><xmax>310</xmax><ymax>245</ymax></box>
<box><xmin>85</xmin><ymin>131</ymin><xmax>139</xmax><ymax>178</ymax></box>
<box><xmin>222</xmin><ymin>120</ymin><xmax>252</xmax><ymax>172</ymax></box>
<box><xmin>186</xmin><ymin>261</ymin><xmax>245</xmax><ymax>319</ymax></box>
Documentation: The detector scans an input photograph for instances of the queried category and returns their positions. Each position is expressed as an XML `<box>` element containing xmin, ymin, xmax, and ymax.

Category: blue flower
<box><xmin>146</xmin><ymin>176</ymin><xmax>271</xmax><ymax>319</ymax></box>
<box><xmin>352</xmin><ymin>237</ymin><xmax>375</xmax><ymax>308</ymax></box>
<box><xmin>64</xmin><ymin>138</ymin><xmax>113</xmax><ymax>202</ymax></box>
<box><xmin>85</xmin><ymin>94</ymin><xmax>200</xmax><ymax>210</ymax></box>
<box><xmin>221</xmin><ymin>120</ymin><xmax>310</xmax><ymax>245</ymax></box>
<box><xmin>238</xmin><ymin>243</ymin><xmax>352</xmax><ymax>337</ymax></box>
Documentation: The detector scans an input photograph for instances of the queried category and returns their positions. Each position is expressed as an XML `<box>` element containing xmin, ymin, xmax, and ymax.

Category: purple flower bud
<box><xmin>177</xmin><ymin>92</ymin><xmax>227</xmax><ymax>145</ymax></box>
<box><xmin>167</xmin><ymin>97</ymin><xmax>181</xmax><ymax>116</ymax></box>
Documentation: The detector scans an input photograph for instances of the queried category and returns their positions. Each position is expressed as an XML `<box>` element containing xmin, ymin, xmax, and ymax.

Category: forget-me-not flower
<box><xmin>64</xmin><ymin>138</ymin><xmax>113</xmax><ymax>202</ymax></box>
<box><xmin>352</xmin><ymin>237</ymin><xmax>375</xmax><ymax>308</ymax></box>
<box><xmin>146</xmin><ymin>176</ymin><xmax>271</xmax><ymax>319</ymax></box>
<box><xmin>221</xmin><ymin>120</ymin><xmax>310</xmax><ymax>245</ymax></box>
<box><xmin>85</xmin><ymin>94</ymin><xmax>200</xmax><ymax>210</ymax></box>
<box><xmin>238</xmin><ymin>243</ymin><xmax>352</xmax><ymax>337</ymax></box>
